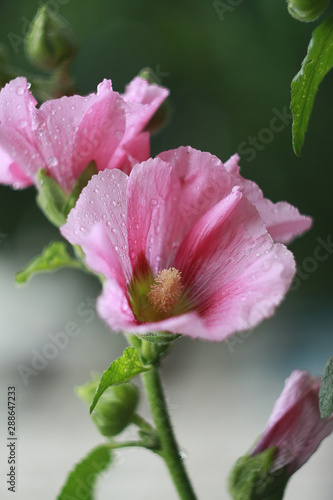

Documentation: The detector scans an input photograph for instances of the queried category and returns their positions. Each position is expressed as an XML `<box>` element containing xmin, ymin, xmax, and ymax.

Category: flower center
<box><xmin>148</xmin><ymin>268</ymin><xmax>184</xmax><ymax>313</ymax></box>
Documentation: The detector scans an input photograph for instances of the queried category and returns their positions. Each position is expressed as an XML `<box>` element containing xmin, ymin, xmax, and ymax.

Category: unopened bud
<box><xmin>76</xmin><ymin>375</ymin><xmax>139</xmax><ymax>437</ymax></box>
<box><xmin>24</xmin><ymin>6</ymin><xmax>78</xmax><ymax>71</ymax></box>
<box><xmin>287</xmin><ymin>0</ymin><xmax>330</xmax><ymax>22</ymax></box>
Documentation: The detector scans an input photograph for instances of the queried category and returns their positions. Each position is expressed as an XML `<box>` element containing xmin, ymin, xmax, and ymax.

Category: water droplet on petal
<box><xmin>16</xmin><ymin>86</ymin><xmax>24</xmax><ymax>96</ymax></box>
<box><xmin>70</xmin><ymin>105</ymin><xmax>75</xmax><ymax>110</ymax></box>
<box><xmin>151</xmin><ymin>199</ymin><xmax>157</xmax><ymax>206</ymax></box>
<box><xmin>17</xmin><ymin>120</ymin><xmax>28</xmax><ymax>129</ymax></box>
<box><xmin>47</xmin><ymin>156</ymin><xmax>58</xmax><ymax>167</ymax></box>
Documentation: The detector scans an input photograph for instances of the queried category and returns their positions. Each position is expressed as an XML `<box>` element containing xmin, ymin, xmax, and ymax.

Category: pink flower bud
<box><xmin>251</xmin><ymin>370</ymin><xmax>333</xmax><ymax>474</ymax></box>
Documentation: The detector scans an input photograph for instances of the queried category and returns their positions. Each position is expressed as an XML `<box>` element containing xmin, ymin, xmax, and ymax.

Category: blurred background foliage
<box><xmin>0</xmin><ymin>0</ymin><xmax>332</xmax><ymax>298</ymax></box>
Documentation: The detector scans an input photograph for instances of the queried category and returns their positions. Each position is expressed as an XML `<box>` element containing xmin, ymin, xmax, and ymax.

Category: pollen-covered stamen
<box><xmin>148</xmin><ymin>267</ymin><xmax>184</xmax><ymax>313</ymax></box>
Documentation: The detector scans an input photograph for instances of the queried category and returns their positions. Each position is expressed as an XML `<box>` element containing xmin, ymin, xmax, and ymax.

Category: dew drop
<box><xmin>151</xmin><ymin>199</ymin><xmax>157</xmax><ymax>206</ymax></box>
<box><xmin>106</xmin><ymin>220</ymin><xmax>112</xmax><ymax>226</ymax></box>
<box><xmin>93</xmin><ymin>188</ymin><xmax>99</xmax><ymax>194</ymax></box>
<box><xmin>256</xmin><ymin>252</ymin><xmax>261</xmax><ymax>258</ymax></box>
<box><xmin>121</xmin><ymin>302</ymin><xmax>129</xmax><ymax>312</ymax></box>
<box><xmin>47</xmin><ymin>156</ymin><xmax>58</xmax><ymax>167</ymax></box>
<box><xmin>210</xmin><ymin>157</ymin><xmax>220</xmax><ymax>167</ymax></box>
<box><xmin>70</xmin><ymin>105</ymin><xmax>75</xmax><ymax>110</ymax></box>
<box><xmin>17</xmin><ymin>120</ymin><xmax>28</xmax><ymax>129</ymax></box>
<box><xmin>16</xmin><ymin>86</ymin><xmax>24</xmax><ymax>96</ymax></box>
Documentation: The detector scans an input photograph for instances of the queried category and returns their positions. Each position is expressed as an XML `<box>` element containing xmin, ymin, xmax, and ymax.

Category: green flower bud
<box><xmin>138</xmin><ymin>67</ymin><xmax>172</xmax><ymax>134</ymax></box>
<box><xmin>76</xmin><ymin>375</ymin><xmax>139</xmax><ymax>437</ymax></box>
<box><xmin>287</xmin><ymin>0</ymin><xmax>330</xmax><ymax>22</ymax></box>
<box><xmin>24</xmin><ymin>6</ymin><xmax>78</xmax><ymax>72</ymax></box>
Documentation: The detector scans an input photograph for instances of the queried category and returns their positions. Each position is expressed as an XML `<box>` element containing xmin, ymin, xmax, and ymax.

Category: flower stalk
<box><xmin>141</xmin><ymin>366</ymin><xmax>198</xmax><ymax>500</ymax></box>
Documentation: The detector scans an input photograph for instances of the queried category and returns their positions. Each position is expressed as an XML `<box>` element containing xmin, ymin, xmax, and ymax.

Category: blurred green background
<box><xmin>1</xmin><ymin>2</ymin><xmax>333</xmax><ymax>500</ymax></box>
<box><xmin>0</xmin><ymin>0</ymin><xmax>332</xmax><ymax>296</ymax></box>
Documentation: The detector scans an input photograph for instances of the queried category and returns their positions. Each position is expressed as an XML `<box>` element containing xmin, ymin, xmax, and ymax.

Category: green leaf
<box><xmin>16</xmin><ymin>241</ymin><xmax>82</xmax><ymax>284</ymax></box>
<box><xmin>56</xmin><ymin>445</ymin><xmax>112</xmax><ymax>500</ymax></box>
<box><xmin>319</xmin><ymin>356</ymin><xmax>333</xmax><ymax>418</ymax></box>
<box><xmin>36</xmin><ymin>169</ymin><xmax>68</xmax><ymax>226</ymax></box>
<box><xmin>65</xmin><ymin>161</ymin><xmax>98</xmax><ymax>215</ymax></box>
<box><xmin>291</xmin><ymin>16</ymin><xmax>333</xmax><ymax>155</ymax></box>
<box><xmin>228</xmin><ymin>447</ymin><xmax>289</xmax><ymax>500</ymax></box>
<box><xmin>90</xmin><ymin>347</ymin><xmax>150</xmax><ymax>413</ymax></box>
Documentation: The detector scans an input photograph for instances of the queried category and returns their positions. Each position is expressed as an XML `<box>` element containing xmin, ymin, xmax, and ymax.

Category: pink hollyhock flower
<box><xmin>61</xmin><ymin>146</ymin><xmax>311</xmax><ymax>341</ymax></box>
<box><xmin>0</xmin><ymin>76</ymin><xmax>169</xmax><ymax>193</ymax></box>
<box><xmin>251</xmin><ymin>370</ymin><xmax>333</xmax><ymax>474</ymax></box>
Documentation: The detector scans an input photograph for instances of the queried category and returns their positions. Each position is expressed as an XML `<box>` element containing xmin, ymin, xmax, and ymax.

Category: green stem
<box><xmin>130</xmin><ymin>413</ymin><xmax>156</xmax><ymax>433</ymax></box>
<box><xmin>141</xmin><ymin>367</ymin><xmax>198</xmax><ymax>500</ymax></box>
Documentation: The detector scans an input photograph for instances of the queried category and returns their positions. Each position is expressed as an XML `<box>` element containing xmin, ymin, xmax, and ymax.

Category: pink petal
<box><xmin>105</xmin><ymin>77</ymin><xmax>169</xmax><ymax>172</ymax></box>
<box><xmin>37</xmin><ymin>80</ymin><xmax>125</xmax><ymax>192</ymax></box>
<box><xmin>61</xmin><ymin>169</ymin><xmax>132</xmax><ymax>280</ymax></box>
<box><xmin>0</xmin><ymin>77</ymin><xmax>37</xmax><ymax>143</ymax></box>
<box><xmin>0</xmin><ymin>78</ymin><xmax>41</xmax><ymax>187</ymax></box>
<box><xmin>122</xmin><ymin>76</ymin><xmax>169</xmax><ymax>139</ymax></box>
<box><xmin>225</xmin><ymin>154</ymin><xmax>312</xmax><ymax>244</ymax></box>
<box><xmin>97</xmin><ymin>279</ymin><xmax>136</xmax><ymax>332</ymax></box>
<box><xmin>127</xmin><ymin>147</ymin><xmax>233</xmax><ymax>274</ymax></box>
<box><xmin>107</xmin><ymin>131</ymin><xmax>150</xmax><ymax>174</ymax></box>
<box><xmin>80</xmin><ymin>223</ymin><xmax>127</xmax><ymax>288</ymax></box>
<box><xmin>251</xmin><ymin>370</ymin><xmax>333</xmax><ymax>474</ymax></box>
<box><xmin>175</xmin><ymin>189</ymin><xmax>295</xmax><ymax>340</ymax></box>
<box><xmin>0</xmin><ymin>126</ymin><xmax>34</xmax><ymax>188</ymax></box>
